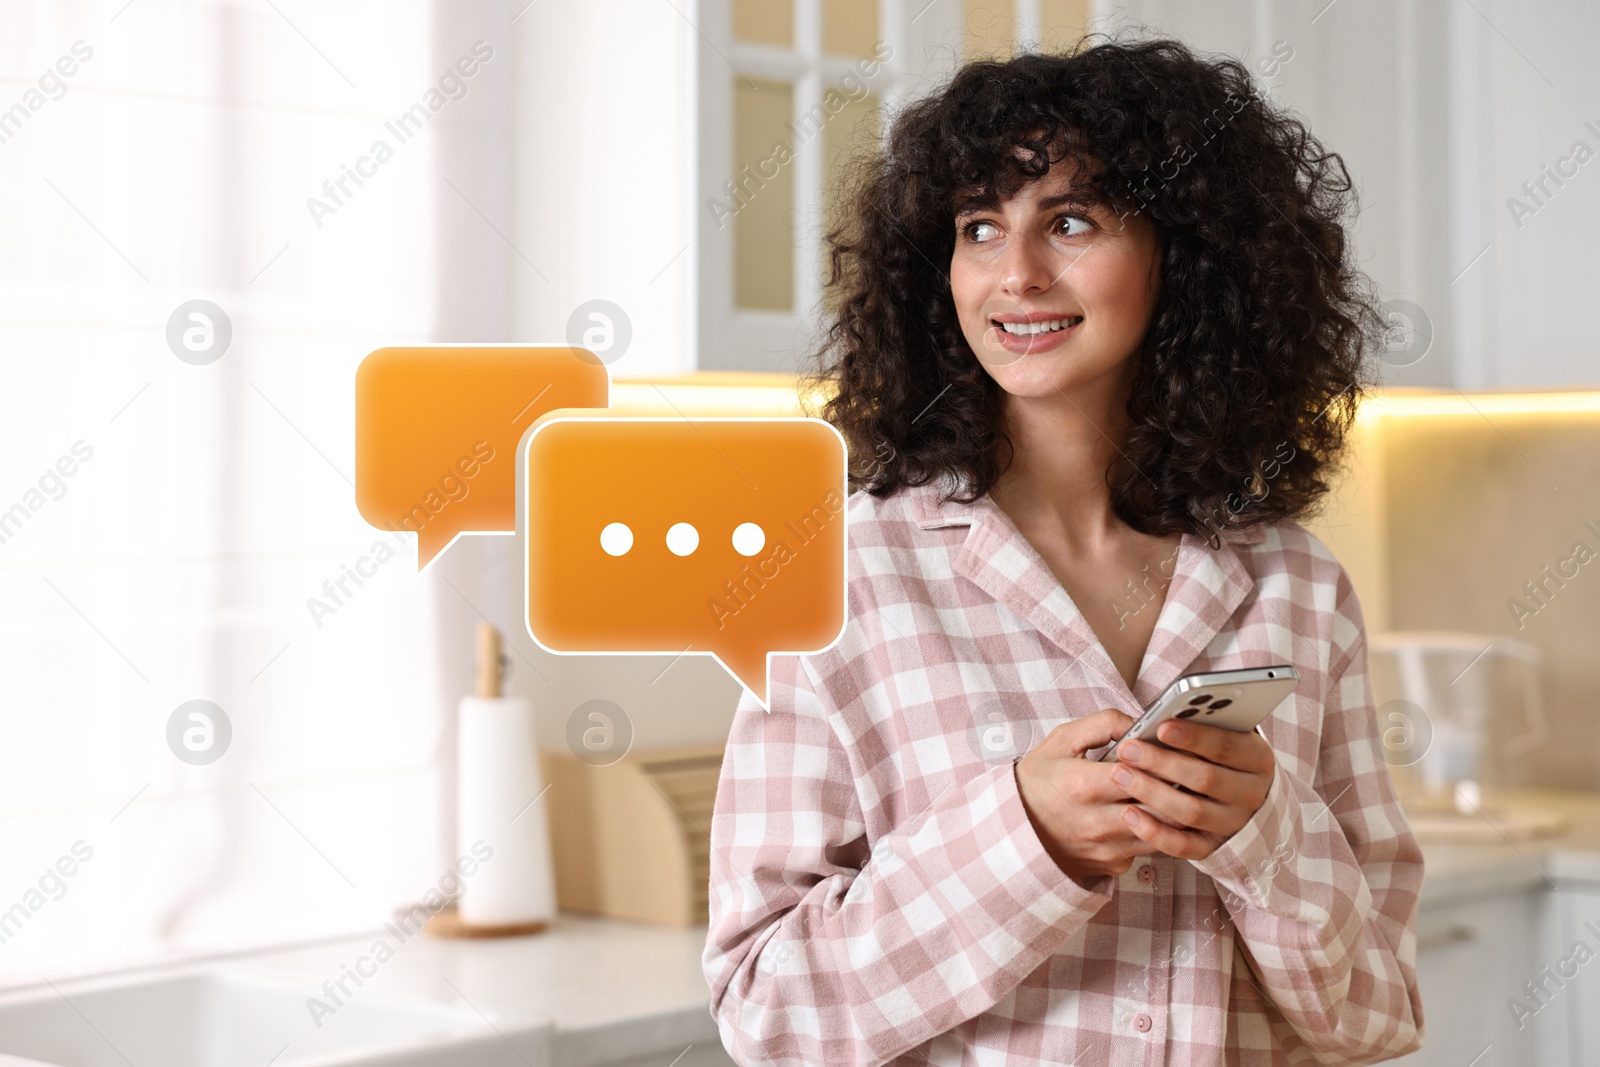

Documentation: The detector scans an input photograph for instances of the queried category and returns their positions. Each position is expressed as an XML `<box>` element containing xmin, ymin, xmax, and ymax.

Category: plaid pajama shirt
<box><xmin>702</xmin><ymin>479</ymin><xmax>1424</xmax><ymax>1066</ymax></box>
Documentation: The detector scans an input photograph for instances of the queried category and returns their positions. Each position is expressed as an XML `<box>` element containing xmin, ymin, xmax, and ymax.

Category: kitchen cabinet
<box><xmin>1390</xmin><ymin>888</ymin><xmax>1540</xmax><ymax>1067</ymax></box>
<box><xmin>1530</xmin><ymin>886</ymin><xmax>1600</xmax><ymax>1067</ymax></box>
<box><xmin>1113</xmin><ymin>0</ymin><xmax>1600</xmax><ymax>389</ymax></box>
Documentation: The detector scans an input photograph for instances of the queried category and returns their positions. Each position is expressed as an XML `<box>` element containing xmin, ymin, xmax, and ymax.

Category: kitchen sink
<box><xmin>0</xmin><ymin>971</ymin><xmax>549</xmax><ymax>1067</ymax></box>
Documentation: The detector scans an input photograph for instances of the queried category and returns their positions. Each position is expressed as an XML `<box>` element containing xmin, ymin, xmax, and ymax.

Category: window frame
<box><xmin>694</xmin><ymin>0</ymin><xmax>912</xmax><ymax>373</ymax></box>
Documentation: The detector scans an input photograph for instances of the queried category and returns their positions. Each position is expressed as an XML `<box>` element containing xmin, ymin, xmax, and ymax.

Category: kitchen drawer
<box><xmin>1390</xmin><ymin>890</ymin><xmax>1539</xmax><ymax>1067</ymax></box>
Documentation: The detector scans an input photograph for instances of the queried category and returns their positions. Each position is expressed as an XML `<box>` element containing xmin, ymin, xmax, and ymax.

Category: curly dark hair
<box><xmin>804</xmin><ymin>36</ymin><xmax>1384</xmax><ymax>548</ymax></box>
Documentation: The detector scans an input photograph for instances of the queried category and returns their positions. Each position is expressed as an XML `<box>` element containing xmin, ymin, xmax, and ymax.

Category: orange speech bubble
<box><xmin>521</xmin><ymin>414</ymin><xmax>846</xmax><ymax>707</ymax></box>
<box><xmin>356</xmin><ymin>346</ymin><xmax>608</xmax><ymax>568</ymax></box>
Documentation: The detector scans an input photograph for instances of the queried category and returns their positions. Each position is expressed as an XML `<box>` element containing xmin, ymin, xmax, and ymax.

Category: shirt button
<box><xmin>1136</xmin><ymin>865</ymin><xmax>1156</xmax><ymax>885</ymax></box>
<box><xmin>1133</xmin><ymin>1012</ymin><xmax>1153</xmax><ymax>1033</ymax></box>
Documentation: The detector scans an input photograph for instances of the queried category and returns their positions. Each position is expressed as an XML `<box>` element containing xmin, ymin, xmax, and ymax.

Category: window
<box><xmin>0</xmin><ymin>0</ymin><xmax>502</xmax><ymax>983</ymax></box>
<box><xmin>694</xmin><ymin>0</ymin><xmax>1093</xmax><ymax>373</ymax></box>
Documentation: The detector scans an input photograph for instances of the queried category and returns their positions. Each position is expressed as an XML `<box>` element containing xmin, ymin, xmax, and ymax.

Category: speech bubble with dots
<box><xmin>519</xmin><ymin>412</ymin><xmax>847</xmax><ymax>707</ymax></box>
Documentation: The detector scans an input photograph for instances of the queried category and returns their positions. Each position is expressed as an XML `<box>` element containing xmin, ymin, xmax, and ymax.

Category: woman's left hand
<box><xmin>1109</xmin><ymin>720</ymin><xmax>1276</xmax><ymax>860</ymax></box>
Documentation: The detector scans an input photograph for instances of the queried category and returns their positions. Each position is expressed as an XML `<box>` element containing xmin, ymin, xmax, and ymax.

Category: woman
<box><xmin>702</xmin><ymin>38</ymin><xmax>1423</xmax><ymax>1066</ymax></box>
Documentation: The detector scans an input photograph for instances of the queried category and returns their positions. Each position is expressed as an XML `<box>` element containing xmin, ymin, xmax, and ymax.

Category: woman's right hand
<box><xmin>1014</xmin><ymin>709</ymin><xmax>1156</xmax><ymax>883</ymax></box>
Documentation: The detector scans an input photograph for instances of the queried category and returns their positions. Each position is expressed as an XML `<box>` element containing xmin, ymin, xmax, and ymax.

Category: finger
<box><xmin>1059</xmin><ymin>761</ymin><xmax>1149</xmax><ymax>805</ymax></box>
<box><xmin>1152</xmin><ymin>720</ymin><xmax>1274</xmax><ymax>775</ymax></box>
<box><xmin>1116</xmin><ymin>738</ymin><xmax>1258</xmax><ymax>804</ymax></box>
<box><xmin>1035</xmin><ymin>770</ymin><xmax>1157</xmax><ymax>862</ymax></box>
<box><xmin>1110</xmin><ymin>763</ymin><xmax>1233</xmax><ymax>834</ymax></box>
<box><xmin>1121</xmin><ymin>804</ymin><xmax>1219</xmax><ymax>860</ymax></box>
<box><xmin>1060</xmin><ymin>708</ymin><xmax>1137</xmax><ymax>757</ymax></box>
<box><xmin>1038</xmin><ymin>763</ymin><xmax>1151</xmax><ymax>832</ymax></box>
<box><xmin>1085</xmin><ymin>816</ymin><xmax>1161</xmax><ymax>866</ymax></box>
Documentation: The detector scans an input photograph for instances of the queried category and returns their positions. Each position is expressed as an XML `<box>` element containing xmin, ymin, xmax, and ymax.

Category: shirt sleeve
<box><xmin>1191</xmin><ymin>566</ymin><xmax>1426</xmax><ymax>1065</ymax></box>
<box><xmin>702</xmin><ymin>644</ymin><xmax>1115</xmax><ymax>1067</ymax></box>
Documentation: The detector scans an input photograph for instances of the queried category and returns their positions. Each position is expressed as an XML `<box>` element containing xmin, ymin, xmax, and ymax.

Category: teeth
<box><xmin>997</xmin><ymin>317</ymin><xmax>1079</xmax><ymax>336</ymax></box>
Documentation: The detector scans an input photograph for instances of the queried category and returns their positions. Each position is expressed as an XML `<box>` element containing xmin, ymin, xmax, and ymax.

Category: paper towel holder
<box><xmin>426</xmin><ymin>621</ymin><xmax>552</xmax><ymax>939</ymax></box>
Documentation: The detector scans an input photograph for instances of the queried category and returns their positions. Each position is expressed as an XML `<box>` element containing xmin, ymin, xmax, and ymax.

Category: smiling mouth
<box><xmin>991</xmin><ymin>315</ymin><xmax>1083</xmax><ymax>336</ymax></box>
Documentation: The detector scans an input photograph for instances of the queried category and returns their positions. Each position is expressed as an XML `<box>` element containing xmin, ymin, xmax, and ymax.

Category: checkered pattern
<box><xmin>702</xmin><ymin>480</ymin><xmax>1424</xmax><ymax>1066</ymax></box>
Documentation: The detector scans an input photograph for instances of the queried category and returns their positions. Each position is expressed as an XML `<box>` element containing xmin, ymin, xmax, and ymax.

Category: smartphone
<box><xmin>1098</xmin><ymin>665</ymin><xmax>1299</xmax><ymax>763</ymax></box>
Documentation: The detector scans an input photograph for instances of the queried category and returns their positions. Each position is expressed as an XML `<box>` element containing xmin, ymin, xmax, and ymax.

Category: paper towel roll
<box><xmin>457</xmin><ymin>695</ymin><xmax>557</xmax><ymax>927</ymax></box>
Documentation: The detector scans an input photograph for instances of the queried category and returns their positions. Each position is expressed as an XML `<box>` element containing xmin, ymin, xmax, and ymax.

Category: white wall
<box><xmin>507</xmin><ymin>0</ymin><xmax>698</xmax><ymax>379</ymax></box>
<box><xmin>473</xmin><ymin>0</ymin><xmax>742</xmax><ymax>755</ymax></box>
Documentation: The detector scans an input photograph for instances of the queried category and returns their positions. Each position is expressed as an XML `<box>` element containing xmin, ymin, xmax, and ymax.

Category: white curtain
<box><xmin>0</xmin><ymin>0</ymin><xmax>513</xmax><ymax>983</ymax></box>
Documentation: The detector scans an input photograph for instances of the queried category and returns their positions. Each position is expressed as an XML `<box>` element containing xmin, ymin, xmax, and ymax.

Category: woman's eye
<box><xmin>1057</xmin><ymin>214</ymin><xmax>1093</xmax><ymax>236</ymax></box>
<box><xmin>964</xmin><ymin>220</ymin><xmax>1000</xmax><ymax>243</ymax></box>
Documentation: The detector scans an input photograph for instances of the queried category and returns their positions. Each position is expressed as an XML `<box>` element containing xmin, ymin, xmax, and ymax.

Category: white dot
<box><xmin>600</xmin><ymin>522</ymin><xmax>633</xmax><ymax>556</ymax></box>
<box><xmin>732</xmin><ymin>522</ymin><xmax>765</xmax><ymax>556</ymax></box>
<box><xmin>666</xmin><ymin>522</ymin><xmax>699</xmax><ymax>556</ymax></box>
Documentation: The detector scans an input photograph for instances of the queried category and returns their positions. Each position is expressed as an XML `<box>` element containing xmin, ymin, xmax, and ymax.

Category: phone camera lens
<box><xmin>1176</xmin><ymin>707</ymin><xmax>1200</xmax><ymax>718</ymax></box>
<box><xmin>1188</xmin><ymin>694</ymin><xmax>1211</xmax><ymax>705</ymax></box>
<box><xmin>1208</xmin><ymin>698</ymin><xmax>1233</xmax><ymax>710</ymax></box>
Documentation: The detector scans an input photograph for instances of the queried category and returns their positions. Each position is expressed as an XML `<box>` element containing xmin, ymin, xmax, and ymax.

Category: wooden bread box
<box><xmin>538</xmin><ymin>742</ymin><xmax>724</xmax><ymax>927</ymax></box>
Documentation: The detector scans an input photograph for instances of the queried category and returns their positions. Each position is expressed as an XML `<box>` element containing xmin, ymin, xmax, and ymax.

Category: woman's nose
<box><xmin>998</xmin><ymin>232</ymin><xmax>1054</xmax><ymax>296</ymax></box>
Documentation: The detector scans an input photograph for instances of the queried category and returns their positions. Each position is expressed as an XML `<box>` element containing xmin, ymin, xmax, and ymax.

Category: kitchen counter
<box><xmin>14</xmin><ymin>790</ymin><xmax>1599</xmax><ymax>1067</ymax></box>
<box><xmin>227</xmin><ymin>913</ymin><xmax>727</xmax><ymax>1067</ymax></box>
<box><xmin>238</xmin><ymin>790</ymin><xmax>1600</xmax><ymax>1066</ymax></box>
<box><xmin>1387</xmin><ymin>789</ymin><xmax>1600</xmax><ymax>1067</ymax></box>
<box><xmin>1408</xmin><ymin>788</ymin><xmax>1600</xmax><ymax>907</ymax></box>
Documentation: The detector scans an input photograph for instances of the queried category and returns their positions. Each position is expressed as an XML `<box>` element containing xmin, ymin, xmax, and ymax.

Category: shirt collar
<box><xmin>907</xmin><ymin>479</ymin><xmax>1262</xmax><ymax>709</ymax></box>
<box><xmin>910</xmin><ymin>478</ymin><xmax>1269</xmax><ymax>545</ymax></box>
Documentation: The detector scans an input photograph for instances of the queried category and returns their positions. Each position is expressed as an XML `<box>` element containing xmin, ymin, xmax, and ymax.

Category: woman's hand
<box><xmin>1111</xmin><ymin>720</ymin><xmax>1276</xmax><ymax>860</ymax></box>
<box><xmin>1015</xmin><ymin>709</ymin><xmax>1159</xmax><ymax>883</ymax></box>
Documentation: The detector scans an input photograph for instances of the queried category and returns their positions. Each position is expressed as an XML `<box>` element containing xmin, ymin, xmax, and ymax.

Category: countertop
<box><xmin>19</xmin><ymin>790</ymin><xmax>1600</xmax><ymax>1067</ymax></box>
<box><xmin>1406</xmin><ymin>788</ymin><xmax>1600</xmax><ymax>907</ymax></box>
<box><xmin>247</xmin><ymin>790</ymin><xmax>1600</xmax><ymax>1064</ymax></box>
<box><xmin>230</xmin><ymin>913</ymin><xmax>723</xmax><ymax>1067</ymax></box>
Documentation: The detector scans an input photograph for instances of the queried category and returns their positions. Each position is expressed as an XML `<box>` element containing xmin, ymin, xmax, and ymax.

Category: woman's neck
<box><xmin>989</xmin><ymin>385</ymin><xmax>1134</xmax><ymax>552</ymax></box>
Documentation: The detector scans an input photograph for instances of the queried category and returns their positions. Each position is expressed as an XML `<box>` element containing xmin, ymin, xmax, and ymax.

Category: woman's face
<box><xmin>949</xmin><ymin>159</ymin><xmax>1162</xmax><ymax>402</ymax></box>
